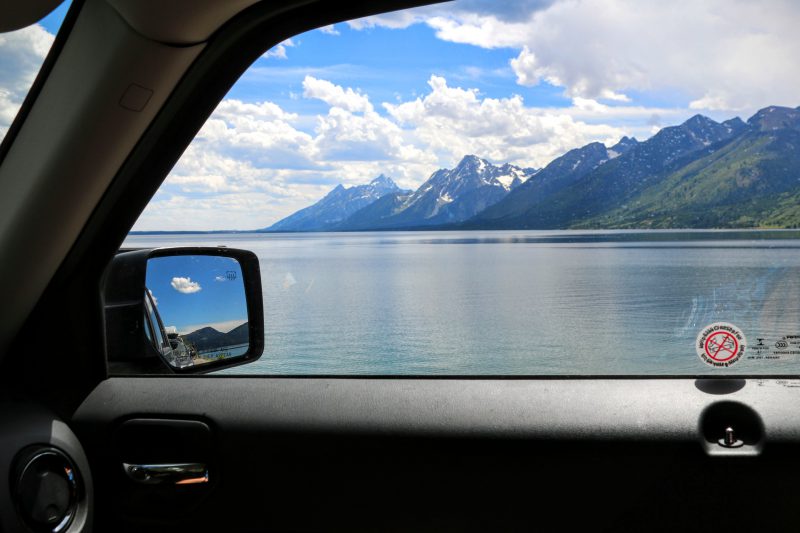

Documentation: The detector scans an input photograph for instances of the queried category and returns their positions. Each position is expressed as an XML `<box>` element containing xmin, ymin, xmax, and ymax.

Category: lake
<box><xmin>124</xmin><ymin>230</ymin><xmax>800</xmax><ymax>375</ymax></box>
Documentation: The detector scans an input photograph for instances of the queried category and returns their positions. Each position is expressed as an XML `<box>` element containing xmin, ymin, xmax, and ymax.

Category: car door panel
<box><xmin>73</xmin><ymin>377</ymin><xmax>800</xmax><ymax>531</ymax></box>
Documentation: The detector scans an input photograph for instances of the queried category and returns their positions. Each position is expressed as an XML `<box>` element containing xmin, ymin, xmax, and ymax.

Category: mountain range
<box><xmin>266</xmin><ymin>156</ymin><xmax>536</xmax><ymax>231</ymax></box>
<box><xmin>268</xmin><ymin>174</ymin><xmax>406</xmax><ymax>232</ymax></box>
<box><xmin>265</xmin><ymin>105</ymin><xmax>800</xmax><ymax>231</ymax></box>
<box><xmin>184</xmin><ymin>322</ymin><xmax>249</xmax><ymax>352</ymax></box>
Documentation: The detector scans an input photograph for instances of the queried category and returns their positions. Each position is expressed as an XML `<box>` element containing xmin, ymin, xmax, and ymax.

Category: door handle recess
<box><xmin>123</xmin><ymin>462</ymin><xmax>208</xmax><ymax>485</ymax></box>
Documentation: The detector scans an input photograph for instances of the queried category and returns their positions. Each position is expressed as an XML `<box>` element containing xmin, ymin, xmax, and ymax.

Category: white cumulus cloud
<box><xmin>261</xmin><ymin>38</ymin><xmax>295</xmax><ymax>60</ymax></box>
<box><xmin>318</xmin><ymin>24</ymin><xmax>340</xmax><ymax>35</ymax></box>
<box><xmin>0</xmin><ymin>24</ymin><xmax>54</xmax><ymax>136</ymax></box>
<box><xmin>302</xmin><ymin>75</ymin><xmax>373</xmax><ymax>113</ymax></box>
<box><xmin>171</xmin><ymin>277</ymin><xmax>202</xmax><ymax>294</ymax></box>
<box><xmin>349</xmin><ymin>0</ymin><xmax>800</xmax><ymax>114</ymax></box>
<box><xmin>384</xmin><ymin>75</ymin><xmax>627</xmax><ymax>168</ymax></box>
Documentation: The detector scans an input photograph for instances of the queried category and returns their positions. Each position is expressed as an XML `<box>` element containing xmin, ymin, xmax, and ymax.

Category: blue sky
<box><xmin>38</xmin><ymin>2</ymin><xmax>71</xmax><ymax>34</ymax></box>
<box><xmin>146</xmin><ymin>256</ymin><xmax>247</xmax><ymax>334</ymax></box>
<box><xmin>2</xmin><ymin>0</ymin><xmax>800</xmax><ymax>231</ymax></box>
<box><xmin>232</xmin><ymin>23</ymin><xmax>574</xmax><ymax>114</ymax></box>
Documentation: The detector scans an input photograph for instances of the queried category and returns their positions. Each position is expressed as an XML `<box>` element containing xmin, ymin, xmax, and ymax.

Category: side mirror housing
<box><xmin>103</xmin><ymin>247</ymin><xmax>264</xmax><ymax>374</ymax></box>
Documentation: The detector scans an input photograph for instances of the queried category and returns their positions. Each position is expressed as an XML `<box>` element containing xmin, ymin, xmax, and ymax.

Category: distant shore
<box><xmin>128</xmin><ymin>227</ymin><xmax>800</xmax><ymax>236</ymax></box>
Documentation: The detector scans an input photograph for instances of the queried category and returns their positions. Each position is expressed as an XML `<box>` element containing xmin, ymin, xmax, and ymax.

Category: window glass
<box><xmin>0</xmin><ymin>2</ymin><xmax>70</xmax><ymax>142</ymax></box>
<box><xmin>126</xmin><ymin>0</ymin><xmax>800</xmax><ymax>375</ymax></box>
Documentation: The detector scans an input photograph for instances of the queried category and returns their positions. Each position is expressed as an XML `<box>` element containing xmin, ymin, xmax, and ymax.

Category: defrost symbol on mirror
<box><xmin>696</xmin><ymin>322</ymin><xmax>747</xmax><ymax>368</ymax></box>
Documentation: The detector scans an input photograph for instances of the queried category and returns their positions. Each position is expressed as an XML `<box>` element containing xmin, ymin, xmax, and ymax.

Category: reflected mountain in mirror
<box><xmin>145</xmin><ymin>255</ymin><xmax>249</xmax><ymax>369</ymax></box>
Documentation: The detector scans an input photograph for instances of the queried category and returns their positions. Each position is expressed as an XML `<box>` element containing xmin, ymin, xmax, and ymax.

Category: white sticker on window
<box><xmin>696</xmin><ymin>322</ymin><xmax>746</xmax><ymax>368</ymax></box>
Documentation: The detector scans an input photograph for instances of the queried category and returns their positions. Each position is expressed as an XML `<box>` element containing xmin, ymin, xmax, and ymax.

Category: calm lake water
<box><xmin>124</xmin><ymin>230</ymin><xmax>800</xmax><ymax>375</ymax></box>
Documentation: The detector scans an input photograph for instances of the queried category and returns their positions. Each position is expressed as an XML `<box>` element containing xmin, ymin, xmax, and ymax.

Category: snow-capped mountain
<box><xmin>265</xmin><ymin>104</ymin><xmax>800</xmax><ymax>232</ymax></box>
<box><xmin>607</xmin><ymin>136</ymin><xmax>638</xmax><ymax>159</ymax></box>
<box><xmin>747</xmin><ymin>105</ymin><xmax>800</xmax><ymax>132</ymax></box>
<box><xmin>471</xmin><ymin>142</ymin><xmax>611</xmax><ymax>225</ymax></box>
<box><xmin>267</xmin><ymin>174</ymin><xmax>405</xmax><ymax>231</ymax></box>
<box><xmin>337</xmin><ymin>155</ymin><xmax>536</xmax><ymax>230</ymax></box>
<box><xmin>467</xmin><ymin>106</ymin><xmax>800</xmax><ymax>229</ymax></box>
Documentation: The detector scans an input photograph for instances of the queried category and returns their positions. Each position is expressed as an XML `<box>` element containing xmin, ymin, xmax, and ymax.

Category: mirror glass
<box><xmin>145</xmin><ymin>255</ymin><xmax>249</xmax><ymax>369</ymax></box>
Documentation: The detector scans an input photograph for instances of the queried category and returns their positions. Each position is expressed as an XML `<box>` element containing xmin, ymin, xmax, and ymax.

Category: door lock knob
<box><xmin>719</xmin><ymin>426</ymin><xmax>744</xmax><ymax>448</ymax></box>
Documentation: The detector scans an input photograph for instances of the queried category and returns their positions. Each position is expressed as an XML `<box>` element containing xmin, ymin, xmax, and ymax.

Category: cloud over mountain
<box><xmin>125</xmin><ymin>1</ymin><xmax>800</xmax><ymax>231</ymax></box>
<box><xmin>136</xmin><ymin>74</ymin><xmax>642</xmax><ymax>230</ymax></box>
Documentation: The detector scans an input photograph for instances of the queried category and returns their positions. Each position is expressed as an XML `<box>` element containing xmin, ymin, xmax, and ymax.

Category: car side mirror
<box><xmin>103</xmin><ymin>247</ymin><xmax>264</xmax><ymax>374</ymax></box>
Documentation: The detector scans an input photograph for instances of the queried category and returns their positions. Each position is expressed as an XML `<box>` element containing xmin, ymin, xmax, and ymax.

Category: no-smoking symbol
<box><xmin>696</xmin><ymin>322</ymin><xmax>746</xmax><ymax>368</ymax></box>
<box><xmin>705</xmin><ymin>331</ymin><xmax>738</xmax><ymax>362</ymax></box>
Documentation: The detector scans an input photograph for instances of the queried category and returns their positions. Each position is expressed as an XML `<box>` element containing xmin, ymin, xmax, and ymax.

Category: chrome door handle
<box><xmin>123</xmin><ymin>462</ymin><xmax>208</xmax><ymax>485</ymax></box>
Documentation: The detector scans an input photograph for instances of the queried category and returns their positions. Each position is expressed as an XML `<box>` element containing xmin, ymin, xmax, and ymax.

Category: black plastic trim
<box><xmin>94</xmin><ymin>373</ymin><xmax>800</xmax><ymax>379</ymax></box>
<box><xmin>74</xmin><ymin>377</ymin><xmax>800</xmax><ymax>443</ymax></box>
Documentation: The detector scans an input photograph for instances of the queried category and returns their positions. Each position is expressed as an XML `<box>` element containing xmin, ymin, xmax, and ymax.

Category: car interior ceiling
<box><xmin>2</xmin><ymin>1</ymin><xmax>800</xmax><ymax>532</ymax></box>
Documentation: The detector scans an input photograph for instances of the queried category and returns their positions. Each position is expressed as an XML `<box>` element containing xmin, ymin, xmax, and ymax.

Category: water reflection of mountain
<box><xmin>184</xmin><ymin>322</ymin><xmax>248</xmax><ymax>352</ymax></box>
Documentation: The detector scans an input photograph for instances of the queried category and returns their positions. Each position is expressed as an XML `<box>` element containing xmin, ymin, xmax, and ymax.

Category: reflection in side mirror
<box><xmin>104</xmin><ymin>247</ymin><xmax>263</xmax><ymax>374</ymax></box>
<box><xmin>145</xmin><ymin>255</ymin><xmax>249</xmax><ymax>370</ymax></box>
